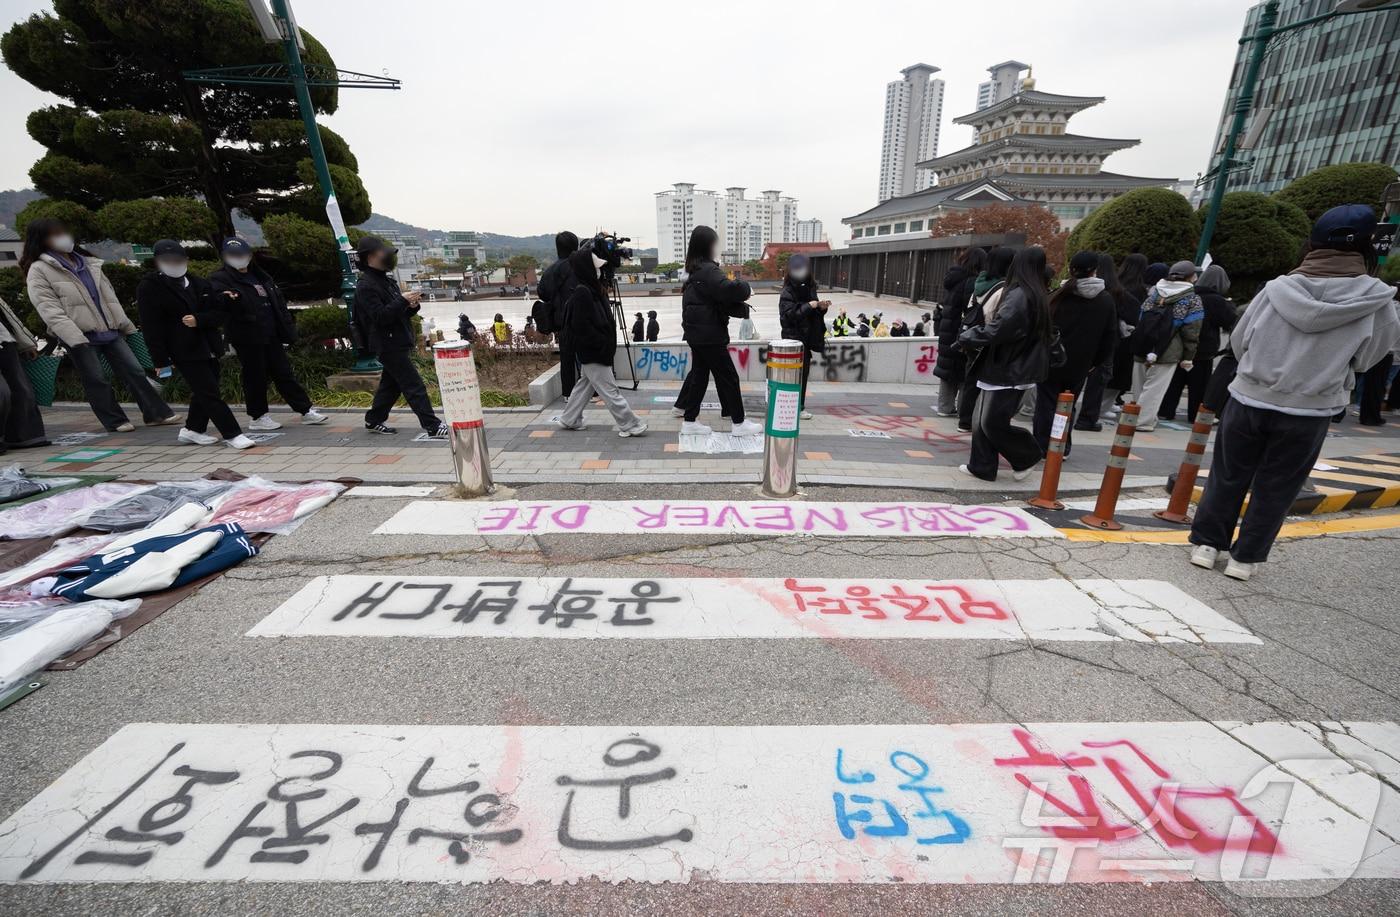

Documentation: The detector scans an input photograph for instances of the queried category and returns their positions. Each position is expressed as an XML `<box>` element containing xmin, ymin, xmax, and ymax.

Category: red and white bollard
<box><xmin>433</xmin><ymin>341</ymin><xmax>493</xmax><ymax>496</ymax></box>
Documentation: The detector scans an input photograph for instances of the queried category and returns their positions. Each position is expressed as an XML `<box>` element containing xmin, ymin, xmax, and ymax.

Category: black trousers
<box><xmin>957</xmin><ymin>370</ymin><xmax>980</xmax><ymax>430</ymax></box>
<box><xmin>1032</xmin><ymin>376</ymin><xmax>1087</xmax><ymax>456</ymax></box>
<box><xmin>176</xmin><ymin>359</ymin><xmax>241</xmax><ymax>439</ymax></box>
<box><xmin>1202</xmin><ymin>354</ymin><xmax>1237</xmax><ymax>416</ymax></box>
<box><xmin>1159</xmin><ymin>359</ymin><xmax>1212</xmax><ymax>422</ymax></box>
<box><xmin>558</xmin><ymin>336</ymin><xmax>578</xmax><ymax>397</ymax></box>
<box><xmin>233</xmin><ymin>337</ymin><xmax>312</xmax><ymax>417</ymax></box>
<box><xmin>1359</xmin><ymin>354</ymin><xmax>1393</xmax><ymax>425</ymax></box>
<box><xmin>366</xmin><ymin>348</ymin><xmax>442</xmax><ymax>432</ymax></box>
<box><xmin>1077</xmin><ymin>359</ymin><xmax>1110</xmax><ymax>427</ymax></box>
<box><xmin>968</xmin><ymin>387</ymin><xmax>1043</xmax><ymax>480</ymax></box>
<box><xmin>679</xmin><ymin>343</ymin><xmax>744</xmax><ymax>423</ymax></box>
<box><xmin>1189</xmin><ymin>399</ymin><xmax>1329</xmax><ymax>563</ymax></box>
<box><xmin>68</xmin><ymin>337</ymin><xmax>173</xmax><ymax>430</ymax></box>
<box><xmin>799</xmin><ymin>349</ymin><xmax>813</xmax><ymax>409</ymax></box>
<box><xmin>0</xmin><ymin>343</ymin><xmax>48</xmax><ymax>450</ymax></box>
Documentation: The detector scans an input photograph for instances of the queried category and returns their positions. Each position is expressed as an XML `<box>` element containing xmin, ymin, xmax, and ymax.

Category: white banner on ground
<box><xmin>248</xmin><ymin>576</ymin><xmax>1259</xmax><ymax>644</ymax></box>
<box><xmin>1</xmin><ymin>721</ymin><xmax>1394</xmax><ymax>886</ymax></box>
<box><xmin>373</xmin><ymin>500</ymin><xmax>1062</xmax><ymax>539</ymax></box>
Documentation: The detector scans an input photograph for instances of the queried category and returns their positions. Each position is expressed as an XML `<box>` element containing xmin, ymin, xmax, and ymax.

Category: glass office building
<box><xmin>1204</xmin><ymin>0</ymin><xmax>1399</xmax><ymax>195</ymax></box>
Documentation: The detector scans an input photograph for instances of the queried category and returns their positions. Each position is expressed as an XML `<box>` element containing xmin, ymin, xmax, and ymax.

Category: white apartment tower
<box><xmin>795</xmin><ymin>218</ymin><xmax>824</xmax><ymax>243</ymax></box>
<box><xmin>654</xmin><ymin>184</ymin><xmax>799</xmax><ymax>264</ymax></box>
<box><xmin>877</xmin><ymin>63</ymin><xmax>945</xmax><ymax>202</ymax></box>
<box><xmin>976</xmin><ymin>60</ymin><xmax>1031</xmax><ymax>112</ymax></box>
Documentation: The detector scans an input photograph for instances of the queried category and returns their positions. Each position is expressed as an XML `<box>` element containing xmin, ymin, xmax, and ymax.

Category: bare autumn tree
<box><xmin>931</xmin><ymin>203</ymin><xmax>1068</xmax><ymax>272</ymax></box>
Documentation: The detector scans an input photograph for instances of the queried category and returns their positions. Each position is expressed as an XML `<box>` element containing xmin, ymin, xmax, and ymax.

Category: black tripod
<box><xmin>609</xmin><ymin>275</ymin><xmax>639</xmax><ymax>390</ymax></box>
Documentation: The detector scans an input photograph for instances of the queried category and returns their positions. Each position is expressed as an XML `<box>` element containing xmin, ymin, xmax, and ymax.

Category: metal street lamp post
<box><xmin>184</xmin><ymin>0</ymin><xmax>401</xmax><ymax>372</ymax></box>
<box><xmin>1196</xmin><ymin>0</ymin><xmax>1400</xmax><ymax>265</ymax></box>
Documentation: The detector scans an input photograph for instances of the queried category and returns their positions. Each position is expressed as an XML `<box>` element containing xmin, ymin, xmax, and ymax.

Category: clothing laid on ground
<box><xmin>680</xmin><ymin>261</ymin><xmax>750</xmax><ymax>423</ymax></box>
<box><xmin>0</xmin><ymin>482</ymin><xmax>150</xmax><ymax>540</ymax></box>
<box><xmin>210</xmin><ymin>265</ymin><xmax>313</xmax><ymax>417</ymax></box>
<box><xmin>81</xmin><ymin>480</ymin><xmax>232</xmax><ymax>532</ymax></box>
<box><xmin>207</xmin><ymin>479</ymin><xmax>345</xmax><ymax>534</ymax></box>
<box><xmin>50</xmin><ymin>523</ymin><xmax>257</xmax><ymax>601</ymax></box>
<box><xmin>0</xmin><ymin>467</ymin><xmax>77</xmax><ymax>506</ymax></box>
<box><xmin>0</xmin><ymin>599</ymin><xmax>140</xmax><ymax>696</ymax></box>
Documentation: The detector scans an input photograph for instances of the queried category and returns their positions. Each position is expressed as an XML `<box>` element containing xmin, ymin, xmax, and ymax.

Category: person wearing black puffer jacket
<box><xmin>1032</xmin><ymin>251</ymin><xmax>1117</xmax><ymax>455</ymax></box>
<box><xmin>354</xmin><ymin>236</ymin><xmax>446</xmax><ymax>438</ymax></box>
<box><xmin>677</xmin><ymin>226</ymin><xmax>756</xmax><ymax>435</ymax></box>
<box><xmin>933</xmin><ymin>247</ymin><xmax>987</xmax><ymax>416</ymax></box>
<box><xmin>137</xmin><ymin>240</ymin><xmax>252</xmax><ymax>450</ymax></box>
<box><xmin>957</xmin><ymin>246</ymin><xmax>1051</xmax><ymax>481</ymax></box>
<box><xmin>778</xmin><ymin>253</ymin><xmax>829</xmax><ymax>420</ymax></box>
<box><xmin>555</xmin><ymin>247</ymin><xmax>646</xmax><ymax>437</ymax></box>
<box><xmin>537</xmin><ymin>231</ymin><xmax>580</xmax><ymax>396</ymax></box>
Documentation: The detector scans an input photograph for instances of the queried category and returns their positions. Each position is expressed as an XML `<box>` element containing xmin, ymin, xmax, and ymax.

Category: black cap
<box><xmin>222</xmin><ymin>237</ymin><xmax>253</xmax><ymax>256</ymax></box>
<box><xmin>355</xmin><ymin>235</ymin><xmax>397</xmax><ymax>259</ymax></box>
<box><xmin>152</xmin><ymin>239</ymin><xmax>186</xmax><ymax>258</ymax></box>
<box><xmin>1310</xmin><ymin>204</ymin><xmax>1377</xmax><ymax>248</ymax></box>
<box><xmin>1069</xmin><ymin>251</ymin><xmax>1099</xmax><ymax>275</ymax></box>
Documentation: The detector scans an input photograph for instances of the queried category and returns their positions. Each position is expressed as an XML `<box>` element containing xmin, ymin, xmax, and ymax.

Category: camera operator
<box><xmin>354</xmin><ymin>236</ymin><xmax>448</xmax><ymax>438</ymax></box>
<box><xmin>554</xmin><ymin>237</ymin><xmax>647</xmax><ymax>437</ymax></box>
<box><xmin>677</xmin><ymin>226</ymin><xmax>759</xmax><ymax>435</ymax></box>
<box><xmin>537</xmin><ymin>231</ymin><xmax>580</xmax><ymax>396</ymax></box>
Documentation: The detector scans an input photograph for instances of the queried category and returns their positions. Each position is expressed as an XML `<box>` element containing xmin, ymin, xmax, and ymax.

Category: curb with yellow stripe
<box><xmin>1192</xmin><ymin>452</ymin><xmax>1400</xmax><ymax>515</ymax></box>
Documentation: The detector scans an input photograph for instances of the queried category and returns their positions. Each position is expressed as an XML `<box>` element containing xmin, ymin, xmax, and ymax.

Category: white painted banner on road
<box><xmin>374</xmin><ymin>500</ymin><xmax>1062</xmax><ymax>539</ymax></box>
<box><xmin>1</xmin><ymin>721</ymin><xmax>1395</xmax><ymax>885</ymax></box>
<box><xmin>249</xmin><ymin>576</ymin><xmax>1259</xmax><ymax>644</ymax></box>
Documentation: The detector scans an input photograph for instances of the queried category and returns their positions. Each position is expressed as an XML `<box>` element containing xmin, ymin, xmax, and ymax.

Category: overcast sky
<box><xmin>0</xmin><ymin>0</ymin><xmax>1258</xmax><ymax>246</ymax></box>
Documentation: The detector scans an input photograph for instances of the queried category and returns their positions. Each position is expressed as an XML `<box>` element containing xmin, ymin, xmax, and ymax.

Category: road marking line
<box><xmin>248</xmin><ymin>576</ymin><xmax>1258</xmax><ymax>644</ymax></box>
<box><xmin>374</xmin><ymin>500</ymin><xmax>1062</xmax><ymax>539</ymax></box>
<box><xmin>347</xmin><ymin>486</ymin><xmax>438</xmax><ymax>498</ymax></box>
<box><xmin>1</xmin><ymin>721</ymin><xmax>1393</xmax><ymax>885</ymax></box>
<box><xmin>1060</xmin><ymin>511</ymin><xmax>1400</xmax><ymax>543</ymax></box>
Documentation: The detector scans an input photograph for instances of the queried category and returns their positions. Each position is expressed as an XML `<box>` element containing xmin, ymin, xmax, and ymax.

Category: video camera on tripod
<box><xmin>588</xmin><ymin>233</ymin><xmax>641</xmax><ymax>390</ymax></box>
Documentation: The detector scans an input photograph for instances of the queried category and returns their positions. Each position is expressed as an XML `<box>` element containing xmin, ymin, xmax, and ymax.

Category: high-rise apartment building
<box><xmin>654</xmin><ymin>184</ymin><xmax>799</xmax><ymax>264</ymax></box>
<box><xmin>877</xmin><ymin>63</ymin><xmax>946</xmax><ymax>202</ymax></box>
<box><xmin>975</xmin><ymin>60</ymin><xmax>1031</xmax><ymax>112</ymax></box>
<box><xmin>795</xmin><ymin>218</ymin><xmax>824</xmax><ymax>243</ymax></box>
<box><xmin>1203</xmin><ymin>0</ymin><xmax>1399</xmax><ymax>196</ymax></box>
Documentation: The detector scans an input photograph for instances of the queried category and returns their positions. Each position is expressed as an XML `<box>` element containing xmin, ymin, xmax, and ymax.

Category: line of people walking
<box><xmin>13</xmin><ymin>218</ymin><xmax>451</xmax><ymax>449</ymax></box>
<box><xmin>941</xmin><ymin>204</ymin><xmax>1399</xmax><ymax>580</ymax></box>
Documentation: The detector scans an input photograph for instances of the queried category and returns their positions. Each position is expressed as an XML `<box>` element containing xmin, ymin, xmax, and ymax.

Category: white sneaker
<box><xmin>114</xmin><ymin>422</ymin><xmax>135</xmax><ymax>433</ymax></box>
<box><xmin>732</xmin><ymin>419</ymin><xmax>763</xmax><ymax>436</ymax></box>
<box><xmin>1224</xmin><ymin>558</ymin><xmax>1254</xmax><ymax>581</ymax></box>
<box><xmin>177</xmin><ymin>428</ymin><xmax>219</xmax><ymax>446</ymax></box>
<box><xmin>1011</xmin><ymin>462</ymin><xmax>1039</xmax><ymax>483</ymax></box>
<box><xmin>1190</xmin><ymin>545</ymin><xmax>1220</xmax><ymax>569</ymax></box>
<box><xmin>226</xmin><ymin>434</ymin><xmax>256</xmax><ymax>450</ymax></box>
<box><xmin>800</xmin><ymin>410</ymin><xmax>814</xmax><ymax>420</ymax></box>
<box><xmin>680</xmin><ymin>421</ymin><xmax>712</xmax><ymax>435</ymax></box>
<box><xmin>248</xmin><ymin>415</ymin><xmax>282</xmax><ymax>431</ymax></box>
<box><xmin>555</xmin><ymin>416</ymin><xmax>585</xmax><ymax>431</ymax></box>
<box><xmin>619</xmin><ymin>422</ymin><xmax>648</xmax><ymax>438</ymax></box>
<box><xmin>301</xmin><ymin>409</ymin><xmax>329</xmax><ymax>425</ymax></box>
<box><xmin>670</xmin><ymin>407</ymin><xmax>685</xmax><ymax>417</ymax></box>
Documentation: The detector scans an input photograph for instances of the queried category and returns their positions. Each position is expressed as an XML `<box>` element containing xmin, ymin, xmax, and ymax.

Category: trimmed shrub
<box><xmin>1275</xmin><ymin>162</ymin><xmax>1398</xmax><ymax>221</ymax></box>
<box><xmin>1073</xmin><ymin>187</ymin><xmax>1199</xmax><ymax>263</ymax></box>
<box><xmin>1202</xmin><ymin>192</ymin><xmax>1310</xmax><ymax>301</ymax></box>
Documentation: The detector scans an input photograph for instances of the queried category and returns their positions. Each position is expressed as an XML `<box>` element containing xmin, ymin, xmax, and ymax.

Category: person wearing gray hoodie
<box><xmin>1190</xmin><ymin>205</ymin><xmax>1400</xmax><ymax>581</ymax></box>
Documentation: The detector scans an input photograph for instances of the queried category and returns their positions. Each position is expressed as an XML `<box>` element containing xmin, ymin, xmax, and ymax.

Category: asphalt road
<box><xmin>2</xmin><ymin>482</ymin><xmax>1398</xmax><ymax>915</ymax></box>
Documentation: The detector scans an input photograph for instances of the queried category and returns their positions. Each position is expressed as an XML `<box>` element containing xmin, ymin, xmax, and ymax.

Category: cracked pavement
<box><xmin>1</xmin><ymin>482</ymin><xmax>1398</xmax><ymax>915</ymax></box>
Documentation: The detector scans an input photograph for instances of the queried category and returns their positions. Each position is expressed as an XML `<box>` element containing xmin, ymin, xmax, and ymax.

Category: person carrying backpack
<box><xmin>1127</xmin><ymin>261</ymin><xmax>1203</xmax><ymax>431</ymax></box>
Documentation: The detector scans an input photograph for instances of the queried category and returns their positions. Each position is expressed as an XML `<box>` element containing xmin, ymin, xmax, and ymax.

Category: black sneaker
<box><xmin>427</xmin><ymin>423</ymin><xmax>450</xmax><ymax>439</ymax></box>
<box><xmin>365</xmin><ymin>422</ymin><xmax>398</xmax><ymax>435</ymax></box>
<box><xmin>1074</xmin><ymin>421</ymin><xmax>1103</xmax><ymax>432</ymax></box>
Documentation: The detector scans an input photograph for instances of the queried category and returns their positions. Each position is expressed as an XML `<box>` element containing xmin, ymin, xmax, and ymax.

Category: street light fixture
<box><xmin>183</xmin><ymin>0</ymin><xmax>399</xmax><ymax>372</ymax></box>
<box><xmin>1196</xmin><ymin>0</ymin><xmax>1400</xmax><ymax>264</ymax></box>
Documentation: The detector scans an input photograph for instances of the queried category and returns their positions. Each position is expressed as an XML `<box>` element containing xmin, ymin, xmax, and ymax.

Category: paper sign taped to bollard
<box><xmin>433</xmin><ymin>344</ymin><xmax>483</xmax><ymax>429</ymax></box>
<box><xmin>766</xmin><ymin>380</ymin><xmax>801</xmax><ymax>438</ymax></box>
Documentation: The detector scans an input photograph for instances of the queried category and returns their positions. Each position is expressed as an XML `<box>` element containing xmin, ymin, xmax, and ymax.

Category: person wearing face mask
<box><xmin>677</xmin><ymin>226</ymin><xmax>758</xmax><ymax>436</ymax></box>
<box><xmin>210</xmin><ymin>238</ymin><xmax>327</xmax><ymax>430</ymax></box>
<box><xmin>1031</xmin><ymin>251</ymin><xmax>1118</xmax><ymax>456</ymax></box>
<box><xmin>354</xmin><ymin>236</ymin><xmax>448</xmax><ymax>438</ymax></box>
<box><xmin>778</xmin><ymin>253</ymin><xmax>829</xmax><ymax>421</ymax></box>
<box><xmin>136</xmin><ymin>240</ymin><xmax>253</xmax><ymax>450</ymax></box>
<box><xmin>554</xmin><ymin>243</ymin><xmax>647</xmax><ymax>437</ymax></box>
<box><xmin>22</xmin><ymin>218</ymin><xmax>178</xmax><ymax>433</ymax></box>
